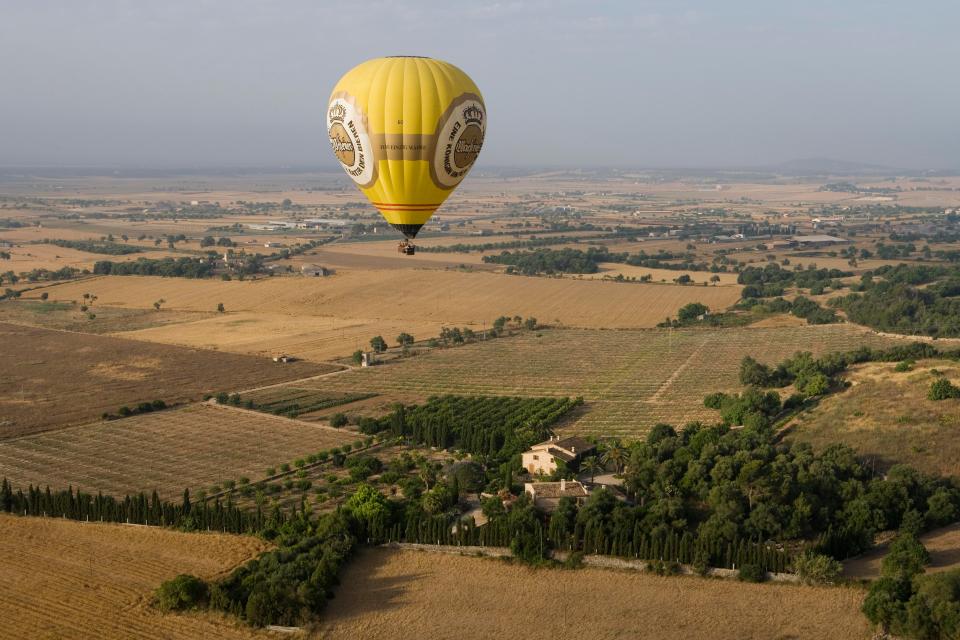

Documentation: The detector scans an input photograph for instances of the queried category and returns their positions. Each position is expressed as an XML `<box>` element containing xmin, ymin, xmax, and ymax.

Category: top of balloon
<box><xmin>326</xmin><ymin>57</ymin><xmax>486</xmax><ymax>251</ymax></box>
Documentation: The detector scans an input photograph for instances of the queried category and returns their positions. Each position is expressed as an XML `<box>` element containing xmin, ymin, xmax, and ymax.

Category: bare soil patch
<box><xmin>0</xmin><ymin>322</ymin><xmax>336</xmax><ymax>438</ymax></box>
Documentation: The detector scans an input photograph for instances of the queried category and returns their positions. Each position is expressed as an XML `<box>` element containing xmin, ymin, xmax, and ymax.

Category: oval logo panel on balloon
<box><xmin>327</xmin><ymin>95</ymin><xmax>376</xmax><ymax>188</ymax></box>
<box><xmin>431</xmin><ymin>94</ymin><xmax>486</xmax><ymax>190</ymax></box>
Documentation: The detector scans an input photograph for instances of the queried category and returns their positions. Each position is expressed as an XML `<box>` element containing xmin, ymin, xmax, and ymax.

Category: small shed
<box><xmin>301</xmin><ymin>264</ymin><xmax>332</xmax><ymax>277</ymax></box>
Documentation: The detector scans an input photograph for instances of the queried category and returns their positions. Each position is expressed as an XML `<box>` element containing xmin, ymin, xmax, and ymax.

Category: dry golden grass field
<box><xmin>0</xmin><ymin>322</ymin><xmax>335</xmax><ymax>438</ymax></box>
<box><xmin>0</xmin><ymin>514</ymin><xmax>272</xmax><ymax>640</ymax></box>
<box><xmin>28</xmin><ymin>271</ymin><xmax>743</xmax><ymax>331</ymax></box>
<box><xmin>303</xmin><ymin>325</ymin><xmax>902</xmax><ymax>438</ymax></box>
<box><xmin>0</xmin><ymin>403</ymin><xmax>355</xmax><ymax>499</ymax></box>
<box><xmin>119</xmin><ymin>311</ymin><xmax>447</xmax><ymax>362</ymax></box>
<box><xmin>786</xmin><ymin>360</ymin><xmax>960</xmax><ymax>476</ymax></box>
<box><xmin>318</xmin><ymin>547</ymin><xmax>872</xmax><ymax>640</ymax></box>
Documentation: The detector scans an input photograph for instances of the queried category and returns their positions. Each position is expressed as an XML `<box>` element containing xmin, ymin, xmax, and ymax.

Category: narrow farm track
<box><xmin>647</xmin><ymin>336</ymin><xmax>710</xmax><ymax>403</ymax></box>
<box><xmin>0</xmin><ymin>514</ymin><xmax>271</xmax><ymax>640</ymax></box>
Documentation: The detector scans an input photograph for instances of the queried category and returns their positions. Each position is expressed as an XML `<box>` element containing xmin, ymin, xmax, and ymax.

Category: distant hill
<box><xmin>767</xmin><ymin>157</ymin><xmax>903</xmax><ymax>177</ymax></box>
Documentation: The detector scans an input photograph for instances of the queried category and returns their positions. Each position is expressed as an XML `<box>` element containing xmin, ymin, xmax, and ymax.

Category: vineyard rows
<box><xmin>307</xmin><ymin>325</ymin><xmax>902</xmax><ymax>438</ymax></box>
<box><xmin>0</xmin><ymin>404</ymin><xmax>355</xmax><ymax>499</ymax></box>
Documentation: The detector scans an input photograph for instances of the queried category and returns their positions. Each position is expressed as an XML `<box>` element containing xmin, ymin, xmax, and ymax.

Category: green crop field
<box><xmin>308</xmin><ymin>325</ymin><xmax>903</xmax><ymax>439</ymax></box>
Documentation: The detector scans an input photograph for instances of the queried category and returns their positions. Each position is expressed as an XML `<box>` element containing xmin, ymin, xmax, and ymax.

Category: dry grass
<box><xmin>30</xmin><ymin>271</ymin><xmax>743</xmax><ymax>330</ymax></box>
<box><xmin>318</xmin><ymin>547</ymin><xmax>872</xmax><ymax>640</ymax></box>
<box><xmin>0</xmin><ymin>322</ymin><xmax>336</xmax><ymax>438</ymax></box>
<box><xmin>303</xmin><ymin>325</ymin><xmax>901</xmax><ymax>439</ymax></box>
<box><xmin>0</xmin><ymin>403</ymin><xmax>356</xmax><ymax>499</ymax></box>
<box><xmin>786</xmin><ymin>360</ymin><xmax>960</xmax><ymax>476</ymax></box>
<box><xmin>0</xmin><ymin>514</ymin><xmax>272</xmax><ymax>640</ymax></box>
<box><xmin>118</xmin><ymin>311</ymin><xmax>448</xmax><ymax>362</ymax></box>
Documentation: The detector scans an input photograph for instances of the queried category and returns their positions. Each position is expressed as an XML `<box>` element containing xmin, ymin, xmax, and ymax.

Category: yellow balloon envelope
<box><xmin>327</xmin><ymin>56</ymin><xmax>486</xmax><ymax>241</ymax></box>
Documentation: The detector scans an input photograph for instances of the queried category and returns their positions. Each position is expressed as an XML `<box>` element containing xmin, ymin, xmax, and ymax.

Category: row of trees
<box><xmin>0</xmin><ymin>481</ymin><xmax>277</xmax><ymax>534</ymax></box>
<box><xmin>45</xmin><ymin>239</ymin><xmax>142</xmax><ymax>255</ymax></box>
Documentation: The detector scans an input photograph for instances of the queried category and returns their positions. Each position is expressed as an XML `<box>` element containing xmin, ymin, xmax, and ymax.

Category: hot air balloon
<box><xmin>327</xmin><ymin>56</ymin><xmax>486</xmax><ymax>255</ymax></box>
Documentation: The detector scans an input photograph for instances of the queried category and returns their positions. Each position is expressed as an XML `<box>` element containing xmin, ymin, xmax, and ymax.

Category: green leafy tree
<box><xmin>370</xmin><ymin>335</ymin><xmax>387</xmax><ymax>353</ymax></box>
<box><xmin>155</xmin><ymin>574</ymin><xmax>209</xmax><ymax>612</ymax></box>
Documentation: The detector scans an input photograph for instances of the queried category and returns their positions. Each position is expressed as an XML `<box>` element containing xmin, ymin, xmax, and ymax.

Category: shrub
<box><xmin>330</xmin><ymin>413</ymin><xmax>348</xmax><ymax>428</ymax></box>
<box><xmin>929</xmin><ymin>378</ymin><xmax>960</xmax><ymax>401</ymax></box>
<box><xmin>563</xmin><ymin>551</ymin><xmax>584</xmax><ymax>569</ymax></box>
<box><xmin>737</xmin><ymin>563</ymin><xmax>766</xmax><ymax>582</ymax></box>
<box><xmin>793</xmin><ymin>551</ymin><xmax>842</xmax><ymax>585</ymax></box>
<box><xmin>155</xmin><ymin>574</ymin><xmax>208</xmax><ymax>612</ymax></box>
<box><xmin>894</xmin><ymin>360</ymin><xmax>915</xmax><ymax>372</ymax></box>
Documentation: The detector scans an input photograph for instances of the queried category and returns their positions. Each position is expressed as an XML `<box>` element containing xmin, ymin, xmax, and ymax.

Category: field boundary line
<box><xmin>234</xmin><ymin>363</ymin><xmax>355</xmax><ymax>394</ymax></box>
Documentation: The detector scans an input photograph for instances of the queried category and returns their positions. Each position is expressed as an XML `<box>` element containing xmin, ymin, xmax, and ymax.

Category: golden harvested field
<box><xmin>119</xmin><ymin>311</ymin><xmax>447</xmax><ymax>362</ymax></box>
<box><xmin>319</xmin><ymin>547</ymin><xmax>872</xmax><ymax>640</ymax></box>
<box><xmin>786</xmin><ymin>360</ymin><xmax>960</xmax><ymax>476</ymax></box>
<box><xmin>0</xmin><ymin>403</ymin><xmax>355</xmax><ymax>499</ymax></box>
<box><xmin>0</xmin><ymin>514</ymin><xmax>272</xmax><ymax>640</ymax></box>
<box><xmin>844</xmin><ymin>522</ymin><xmax>960</xmax><ymax>580</ymax></box>
<box><xmin>30</xmin><ymin>272</ymin><xmax>743</xmax><ymax>330</ymax></box>
<box><xmin>305</xmin><ymin>325</ymin><xmax>902</xmax><ymax>439</ymax></box>
<box><xmin>0</xmin><ymin>322</ymin><xmax>335</xmax><ymax>438</ymax></box>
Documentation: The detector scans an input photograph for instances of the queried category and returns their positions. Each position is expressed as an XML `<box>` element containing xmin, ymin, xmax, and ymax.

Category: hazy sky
<box><xmin>2</xmin><ymin>1</ymin><xmax>958</xmax><ymax>170</ymax></box>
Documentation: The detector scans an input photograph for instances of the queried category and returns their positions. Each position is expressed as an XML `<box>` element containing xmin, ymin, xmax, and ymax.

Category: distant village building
<box><xmin>764</xmin><ymin>240</ymin><xmax>796</xmax><ymax>250</ymax></box>
<box><xmin>301</xmin><ymin>264</ymin><xmax>332</xmax><ymax>277</ymax></box>
<box><xmin>360</xmin><ymin>351</ymin><xmax>375</xmax><ymax>367</ymax></box>
<box><xmin>792</xmin><ymin>234</ymin><xmax>849</xmax><ymax>248</ymax></box>
<box><xmin>522</xmin><ymin>436</ymin><xmax>595</xmax><ymax>476</ymax></box>
<box><xmin>524</xmin><ymin>479</ymin><xmax>591</xmax><ymax>512</ymax></box>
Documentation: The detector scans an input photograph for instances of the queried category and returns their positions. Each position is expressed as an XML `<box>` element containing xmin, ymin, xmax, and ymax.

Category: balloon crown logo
<box><xmin>329</xmin><ymin>103</ymin><xmax>347</xmax><ymax>123</ymax></box>
<box><xmin>463</xmin><ymin>105</ymin><xmax>483</xmax><ymax>126</ymax></box>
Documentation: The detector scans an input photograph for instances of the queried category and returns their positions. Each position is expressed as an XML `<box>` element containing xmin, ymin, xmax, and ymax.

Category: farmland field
<box><xmin>0</xmin><ymin>403</ymin><xmax>356</xmax><ymax>499</ymax></box>
<box><xmin>0</xmin><ymin>322</ymin><xmax>336</xmax><ymax>438</ymax></box>
<box><xmin>29</xmin><ymin>271</ymin><xmax>743</xmax><ymax>330</ymax></box>
<box><xmin>118</xmin><ymin>311</ymin><xmax>448</xmax><ymax>362</ymax></box>
<box><xmin>318</xmin><ymin>547</ymin><xmax>872</xmax><ymax>640</ymax></box>
<box><xmin>786</xmin><ymin>360</ymin><xmax>960</xmax><ymax>476</ymax></box>
<box><xmin>309</xmin><ymin>325</ymin><xmax>903</xmax><ymax>438</ymax></box>
<box><xmin>0</xmin><ymin>514</ymin><xmax>271</xmax><ymax>640</ymax></box>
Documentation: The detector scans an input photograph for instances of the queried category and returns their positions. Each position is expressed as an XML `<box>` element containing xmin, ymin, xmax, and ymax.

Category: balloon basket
<box><xmin>398</xmin><ymin>241</ymin><xmax>416</xmax><ymax>256</ymax></box>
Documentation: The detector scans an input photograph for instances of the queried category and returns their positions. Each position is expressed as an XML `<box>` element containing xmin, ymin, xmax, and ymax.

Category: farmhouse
<box><xmin>522</xmin><ymin>436</ymin><xmax>595</xmax><ymax>476</ymax></box>
<box><xmin>524</xmin><ymin>479</ymin><xmax>591</xmax><ymax>512</ymax></box>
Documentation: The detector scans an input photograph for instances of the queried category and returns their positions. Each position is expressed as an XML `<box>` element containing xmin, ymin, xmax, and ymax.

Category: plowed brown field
<box><xmin>0</xmin><ymin>322</ymin><xmax>336</xmax><ymax>438</ymax></box>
